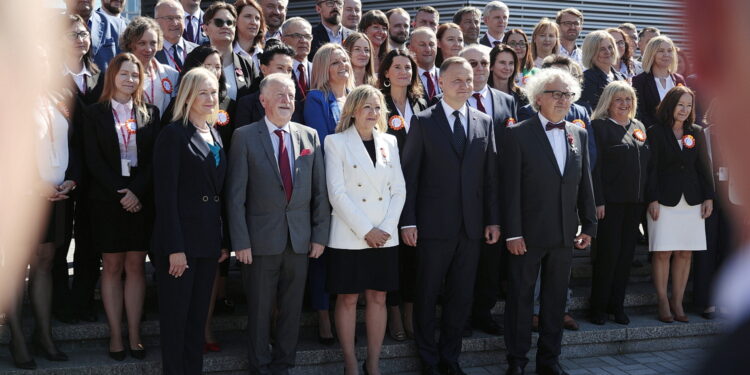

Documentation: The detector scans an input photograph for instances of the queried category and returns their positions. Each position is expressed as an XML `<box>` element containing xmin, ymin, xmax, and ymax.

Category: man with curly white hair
<box><xmin>501</xmin><ymin>68</ymin><xmax>597</xmax><ymax>375</ymax></box>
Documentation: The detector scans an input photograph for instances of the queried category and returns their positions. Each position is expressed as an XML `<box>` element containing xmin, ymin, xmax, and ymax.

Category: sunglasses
<box><xmin>211</xmin><ymin>18</ymin><xmax>235</xmax><ymax>28</ymax></box>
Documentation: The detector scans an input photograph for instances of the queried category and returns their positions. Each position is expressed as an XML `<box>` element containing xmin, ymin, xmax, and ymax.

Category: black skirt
<box><xmin>42</xmin><ymin>200</ymin><xmax>69</xmax><ymax>247</ymax></box>
<box><xmin>326</xmin><ymin>246</ymin><xmax>399</xmax><ymax>294</ymax></box>
<box><xmin>89</xmin><ymin>199</ymin><xmax>151</xmax><ymax>253</ymax></box>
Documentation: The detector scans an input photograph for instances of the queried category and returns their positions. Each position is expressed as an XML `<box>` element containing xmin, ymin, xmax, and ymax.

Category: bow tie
<box><xmin>546</xmin><ymin>121</ymin><xmax>565</xmax><ymax>131</ymax></box>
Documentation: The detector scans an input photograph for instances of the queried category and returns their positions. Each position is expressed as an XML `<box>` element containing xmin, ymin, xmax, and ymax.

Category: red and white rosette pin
<box><xmin>572</xmin><ymin>119</ymin><xmax>586</xmax><ymax>129</ymax></box>
<box><xmin>682</xmin><ymin>134</ymin><xmax>696</xmax><ymax>149</ymax></box>
<box><xmin>125</xmin><ymin>119</ymin><xmax>137</xmax><ymax>134</ymax></box>
<box><xmin>216</xmin><ymin>110</ymin><xmax>230</xmax><ymax>126</ymax></box>
<box><xmin>388</xmin><ymin>115</ymin><xmax>405</xmax><ymax>131</ymax></box>
<box><xmin>161</xmin><ymin>77</ymin><xmax>173</xmax><ymax>94</ymax></box>
<box><xmin>567</xmin><ymin>133</ymin><xmax>575</xmax><ymax>146</ymax></box>
<box><xmin>505</xmin><ymin>117</ymin><xmax>516</xmax><ymax>127</ymax></box>
<box><xmin>633</xmin><ymin>129</ymin><xmax>646</xmax><ymax>142</ymax></box>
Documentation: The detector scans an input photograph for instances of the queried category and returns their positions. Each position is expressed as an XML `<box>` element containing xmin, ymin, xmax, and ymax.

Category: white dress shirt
<box><xmin>265</xmin><ymin>117</ymin><xmax>295</xmax><ymax>181</ymax></box>
<box><xmin>163</xmin><ymin>38</ymin><xmax>187</xmax><ymax>70</ymax></box>
<box><xmin>539</xmin><ymin>112</ymin><xmax>567</xmax><ymax>174</ymax></box>
<box><xmin>63</xmin><ymin>64</ymin><xmax>91</xmax><ymax>94</ymax></box>
<box><xmin>323</xmin><ymin>23</ymin><xmax>343</xmax><ymax>44</ymax></box>
<box><xmin>418</xmin><ymin>66</ymin><xmax>441</xmax><ymax>96</ymax></box>
<box><xmin>223</xmin><ymin>63</ymin><xmax>239</xmax><ymax>100</ymax></box>
<box><xmin>655</xmin><ymin>75</ymin><xmax>675</xmax><ymax>101</ymax></box>
<box><xmin>484</xmin><ymin>32</ymin><xmax>503</xmax><ymax>46</ymax></box>
<box><xmin>35</xmin><ymin>97</ymin><xmax>69</xmax><ymax>185</ymax></box>
<box><xmin>112</xmin><ymin>99</ymin><xmax>138</xmax><ymax>167</ymax></box>
<box><xmin>441</xmin><ymin>100</ymin><xmax>468</xmax><ymax>135</ymax></box>
<box><xmin>468</xmin><ymin>85</ymin><xmax>492</xmax><ymax>114</ymax></box>
<box><xmin>560</xmin><ymin>43</ymin><xmax>583</xmax><ymax>66</ymax></box>
<box><xmin>233</xmin><ymin>42</ymin><xmax>263</xmax><ymax>73</ymax></box>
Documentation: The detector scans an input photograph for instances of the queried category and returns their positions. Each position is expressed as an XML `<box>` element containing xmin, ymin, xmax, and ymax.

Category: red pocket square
<box><xmin>300</xmin><ymin>148</ymin><xmax>312</xmax><ymax>156</ymax></box>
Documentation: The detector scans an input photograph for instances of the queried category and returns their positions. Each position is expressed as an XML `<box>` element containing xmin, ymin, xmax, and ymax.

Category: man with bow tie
<box><xmin>501</xmin><ymin>68</ymin><xmax>596</xmax><ymax>375</ymax></box>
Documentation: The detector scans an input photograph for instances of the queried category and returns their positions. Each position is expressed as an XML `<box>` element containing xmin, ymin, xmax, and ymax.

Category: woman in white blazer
<box><xmin>324</xmin><ymin>85</ymin><xmax>406</xmax><ymax>375</ymax></box>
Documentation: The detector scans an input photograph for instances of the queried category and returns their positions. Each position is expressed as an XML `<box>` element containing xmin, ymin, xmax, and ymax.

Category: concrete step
<box><xmin>0</xmin><ymin>311</ymin><xmax>721</xmax><ymax>375</ymax></box>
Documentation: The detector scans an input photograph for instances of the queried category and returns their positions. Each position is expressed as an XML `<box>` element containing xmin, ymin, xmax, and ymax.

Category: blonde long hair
<box><xmin>335</xmin><ymin>85</ymin><xmax>387</xmax><ymax>134</ymax></box>
<box><xmin>591</xmin><ymin>81</ymin><xmax>638</xmax><ymax>121</ymax></box>
<box><xmin>171</xmin><ymin>67</ymin><xmax>219</xmax><ymax>125</ymax></box>
<box><xmin>530</xmin><ymin>18</ymin><xmax>560</xmax><ymax>60</ymax></box>
<box><xmin>641</xmin><ymin>35</ymin><xmax>679</xmax><ymax>74</ymax></box>
<box><xmin>99</xmin><ymin>53</ymin><xmax>151</xmax><ymax>124</ymax></box>
<box><xmin>310</xmin><ymin>43</ymin><xmax>355</xmax><ymax>96</ymax></box>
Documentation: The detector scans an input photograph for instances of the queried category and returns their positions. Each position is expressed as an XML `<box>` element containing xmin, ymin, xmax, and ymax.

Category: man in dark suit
<box><xmin>227</xmin><ymin>74</ymin><xmax>330</xmax><ymax>375</ymax></box>
<box><xmin>234</xmin><ymin>43</ymin><xmax>304</xmax><ymax>127</ymax></box>
<box><xmin>309</xmin><ymin>0</ymin><xmax>353</xmax><ymax>61</ymax></box>
<box><xmin>401</xmin><ymin>57</ymin><xmax>501</xmax><ymax>375</ymax></box>
<box><xmin>180</xmin><ymin>0</ymin><xmax>208</xmax><ymax>45</ymax></box>
<box><xmin>459</xmin><ymin>44</ymin><xmax>515</xmax><ymax>337</ymax></box>
<box><xmin>502</xmin><ymin>68</ymin><xmax>597</xmax><ymax>375</ymax></box>
<box><xmin>155</xmin><ymin>0</ymin><xmax>199</xmax><ymax>72</ymax></box>
<box><xmin>409</xmin><ymin>27</ymin><xmax>441</xmax><ymax>105</ymax></box>
<box><xmin>280</xmin><ymin>17</ymin><xmax>313</xmax><ymax>100</ymax></box>
<box><xmin>479</xmin><ymin>2</ymin><xmax>510</xmax><ymax>48</ymax></box>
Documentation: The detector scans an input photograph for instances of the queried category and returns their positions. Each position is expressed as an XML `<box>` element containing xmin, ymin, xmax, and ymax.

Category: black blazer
<box><xmin>632</xmin><ymin>72</ymin><xmax>687</xmax><ymax>127</ymax></box>
<box><xmin>502</xmin><ymin>116</ymin><xmax>597</xmax><ymax>248</ymax></box>
<box><xmin>484</xmin><ymin>87</ymin><xmax>517</xmax><ymax>152</ymax></box>
<box><xmin>400</xmin><ymin>103</ymin><xmax>500</xmax><ymax>240</ymax></box>
<box><xmin>591</xmin><ymin>118</ymin><xmax>652</xmax><ymax>205</ymax></box>
<box><xmin>309</xmin><ymin>23</ymin><xmax>353</xmax><ymax>61</ymax></box>
<box><xmin>578</xmin><ymin>66</ymin><xmax>626</xmax><ymax>113</ymax></box>
<box><xmin>645</xmin><ymin>123</ymin><xmax>714</xmax><ymax>206</ymax></box>
<box><xmin>82</xmin><ymin>102</ymin><xmax>160</xmax><ymax>202</ymax></box>
<box><xmin>152</xmin><ymin>122</ymin><xmax>227</xmax><ymax>258</ymax></box>
<box><xmin>230</xmin><ymin>52</ymin><xmax>258</xmax><ymax>100</ymax></box>
<box><xmin>383</xmin><ymin>94</ymin><xmax>428</xmax><ymax>153</ymax></box>
<box><xmin>66</xmin><ymin>70</ymin><xmax>104</xmax><ymax>107</ymax></box>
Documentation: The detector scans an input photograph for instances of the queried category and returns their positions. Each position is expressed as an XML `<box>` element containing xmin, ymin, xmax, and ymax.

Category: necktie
<box><xmin>493</xmin><ymin>40</ymin><xmax>501</xmax><ymax>46</ymax></box>
<box><xmin>185</xmin><ymin>15</ymin><xmax>195</xmax><ymax>43</ymax></box>
<box><xmin>546</xmin><ymin>121</ymin><xmax>565</xmax><ymax>131</ymax></box>
<box><xmin>297</xmin><ymin>64</ymin><xmax>308</xmax><ymax>94</ymax></box>
<box><xmin>452</xmin><ymin>110</ymin><xmax>466</xmax><ymax>154</ymax></box>
<box><xmin>423</xmin><ymin>71</ymin><xmax>436</xmax><ymax>100</ymax></box>
<box><xmin>472</xmin><ymin>93</ymin><xmax>486</xmax><ymax>114</ymax></box>
<box><xmin>172</xmin><ymin>45</ymin><xmax>183</xmax><ymax>70</ymax></box>
<box><xmin>274</xmin><ymin>129</ymin><xmax>293</xmax><ymax>202</ymax></box>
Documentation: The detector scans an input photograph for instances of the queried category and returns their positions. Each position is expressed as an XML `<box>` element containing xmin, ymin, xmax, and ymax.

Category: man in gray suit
<box><xmin>226</xmin><ymin>73</ymin><xmax>330</xmax><ymax>375</ymax></box>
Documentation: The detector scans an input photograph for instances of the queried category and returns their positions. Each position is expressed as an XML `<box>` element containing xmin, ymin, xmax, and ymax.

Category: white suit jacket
<box><xmin>324</xmin><ymin>126</ymin><xmax>406</xmax><ymax>249</ymax></box>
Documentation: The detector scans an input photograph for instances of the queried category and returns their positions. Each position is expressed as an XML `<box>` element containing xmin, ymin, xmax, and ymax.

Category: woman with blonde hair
<box><xmin>530</xmin><ymin>18</ymin><xmax>560</xmax><ymax>68</ymax></box>
<box><xmin>120</xmin><ymin>16</ymin><xmax>179</xmax><ymax>118</ymax></box>
<box><xmin>632</xmin><ymin>35</ymin><xmax>687</xmax><ymax>127</ymax></box>
<box><xmin>325</xmin><ymin>84</ymin><xmax>406</xmax><ymax>375</ymax></box>
<box><xmin>153</xmin><ymin>67</ymin><xmax>228</xmax><ymax>374</ymax></box>
<box><xmin>83</xmin><ymin>52</ymin><xmax>161</xmax><ymax>360</ymax></box>
<box><xmin>344</xmin><ymin>32</ymin><xmax>376</xmax><ymax>86</ymax></box>
<box><xmin>578</xmin><ymin>30</ymin><xmax>626</xmax><ymax>112</ymax></box>
<box><xmin>303</xmin><ymin>42</ymin><xmax>355</xmax><ymax>344</ymax></box>
<box><xmin>589</xmin><ymin>81</ymin><xmax>651</xmax><ymax>326</ymax></box>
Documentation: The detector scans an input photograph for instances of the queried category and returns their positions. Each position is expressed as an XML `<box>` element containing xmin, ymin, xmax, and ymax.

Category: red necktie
<box><xmin>297</xmin><ymin>64</ymin><xmax>308</xmax><ymax>94</ymax></box>
<box><xmin>472</xmin><ymin>93</ymin><xmax>486</xmax><ymax>114</ymax></box>
<box><xmin>423</xmin><ymin>71</ymin><xmax>436</xmax><ymax>100</ymax></box>
<box><xmin>274</xmin><ymin>129</ymin><xmax>293</xmax><ymax>202</ymax></box>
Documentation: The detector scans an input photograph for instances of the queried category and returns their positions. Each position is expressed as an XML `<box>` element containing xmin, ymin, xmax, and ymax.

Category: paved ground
<box><xmin>396</xmin><ymin>348</ymin><xmax>708</xmax><ymax>374</ymax></box>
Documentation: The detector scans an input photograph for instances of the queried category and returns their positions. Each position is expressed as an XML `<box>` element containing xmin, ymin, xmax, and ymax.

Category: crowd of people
<box><xmin>14</xmin><ymin>0</ymin><xmax>739</xmax><ymax>374</ymax></box>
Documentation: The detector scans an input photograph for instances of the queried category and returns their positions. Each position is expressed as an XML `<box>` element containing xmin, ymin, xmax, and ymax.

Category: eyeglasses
<box><xmin>211</xmin><ymin>18</ymin><xmax>235</xmax><ymax>28</ymax></box>
<box><xmin>559</xmin><ymin>21</ymin><xmax>582</xmax><ymax>28</ymax></box>
<box><xmin>543</xmin><ymin>90</ymin><xmax>576</xmax><ymax>100</ymax></box>
<box><xmin>156</xmin><ymin>15</ymin><xmax>182</xmax><ymax>23</ymax></box>
<box><xmin>284</xmin><ymin>33</ymin><xmax>313</xmax><ymax>41</ymax></box>
<box><xmin>318</xmin><ymin>0</ymin><xmax>344</xmax><ymax>7</ymax></box>
<box><xmin>469</xmin><ymin>61</ymin><xmax>490</xmax><ymax>68</ymax></box>
<box><xmin>66</xmin><ymin>31</ymin><xmax>90</xmax><ymax>41</ymax></box>
<box><xmin>506</xmin><ymin>41</ymin><xmax>527</xmax><ymax>48</ymax></box>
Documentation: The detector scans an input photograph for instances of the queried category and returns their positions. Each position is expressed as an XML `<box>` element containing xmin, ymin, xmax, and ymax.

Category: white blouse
<box><xmin>35</xmin><ymin>97</ymin><xmax>70</xmax><ymax>185</ymax></box>
<box><xmin>112</xmin><ymin>99</ymin><xmax>139</xmax><ymax>167</ymax></box>
<box><xmin>655</xmin><ymin>75</ymin><xmax>675</xmax><ymax>101</ymax></box>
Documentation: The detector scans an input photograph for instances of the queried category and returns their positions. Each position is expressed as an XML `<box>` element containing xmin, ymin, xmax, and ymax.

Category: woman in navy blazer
<box><xmin>83</xmin><ymin>53</ymin><xmax>160</xmax><ymax>361</ymax></box>
<box><xmin>303</xmin><ymin>43</ymin><xmax>355</xmax><ymax>344</ymax></box>
<box><xmin>632</xmin><ymin>36</ymin><xmax>687</xmax><ymax>127</ymax></box>
<box><xmin>578</xmin><ymin>31</ymin><xmax>626</xmax><ymax>113</ymax></box>
<box><xmin>152</xmin><ymin>68</ymin><xmax>228</xmax><ymax>375</ymax></box>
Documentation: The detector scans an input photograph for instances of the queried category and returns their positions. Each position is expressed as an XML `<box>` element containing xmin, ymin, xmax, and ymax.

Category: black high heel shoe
<box><xmin>129</xmin><ymin>343</ymin><xmax>147</xmax><ymax>360</ymax></box>
<box><xmin>32</xmin><ymin>336</ymin><xmax>69</xmax><ymax>361</ymax></box>
<box><xmin>109</xmin><ymin>349</ymin><xmax>126</xmax><ymax>361</ymax></box>
<box><xmin>9</xmin><ymin>341</ymin><xmax>37</xmax><ymax>370</ymax></box>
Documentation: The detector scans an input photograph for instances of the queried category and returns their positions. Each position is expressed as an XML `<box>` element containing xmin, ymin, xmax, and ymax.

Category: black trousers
<box><xmin>157</xmin><ymin>256</ymin><xmax>217</xmax><ymax>375</ymax></box>
<box><xmin>414</xmin><ymin>233</ymin><xmax>480</xmax><ymax>366</ymax></box>
<box><xmin>51</xmin><ymin>199</ymin><xmax>74</xmax><ymax>313</ymax></box>
<box><xmin>71</xmin><ymin>199</ymin><xmax>101</xmax><ymax>314</ymax></box>
<box><xmin>386</xmin><ymin>243</ymin><xmax>418</xmax><ymax>306</ymax></box>
<box><xmin>589</xmin><ymin>203</ymin><xmax>642</xmax><ymax>315</ymax></box>
<box><xmin>694</xmin><ymin>198</ymin><xmax>734</xmax><ymax>309</ymax></box>
<box><xmin>504</xmin><ymin>246</ymin><xmax>572</xmax><ymax>368</ymax></box>
<box><xmin>471</xmin><ymin>241</ymin><xmax>502</xmax><ymax>323</ymax></box>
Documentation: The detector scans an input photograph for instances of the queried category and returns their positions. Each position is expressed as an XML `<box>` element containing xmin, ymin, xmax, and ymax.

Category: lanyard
<box><xmin>165</xmin><ymin>44</ymin><xmax>185</xmax><ymax>73</ymax></box>
<box><xmin>144</xmin><ymin>61</ymin><xmax>161</xmax><ymax>104</ymax></box>
<box><xmin>113</xmin><ymin>106</ymin><xmax>136</xmax><ymax>159</ymax></box>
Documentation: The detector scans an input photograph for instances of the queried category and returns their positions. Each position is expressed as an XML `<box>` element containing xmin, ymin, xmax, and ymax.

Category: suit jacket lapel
<box><xmin>257</xmin><ymin>122</ymin><xmax>283</xmax><ymax>184</ymax></box>
<box><xmin>291</xmin><ymin>123</ymin><xmax>302</xmax><ymax>185</ymax></box>
<box><xmin>329</xmin><ymin>92</ymin><xmax>341</xmax><ymax>133</ymax></box>
<box><xmin>647</xmin><ymin>72</ymin><xmax>660</xmax><ymax>107</ymax></box>
<box><xmin>433</xmin><ymin>104</ymin><xmax>460</xmax><ymax>156</ymax></box>
<box><xmin>344</xmin><ymin>127</ymin><xmax>379</xmax><ymax>186</ymax></box>
<box><xmin>562</xmin><ymin>124</ymin><xmax>576</xmax><ymax>177</ymax></box>
<box><xmin>99</xmin><ymin>104</ymin><xmax>122</xmax><ymax>169</ymax></box>
<box><xmin>529</xmin><ymin>116</ymin><xmax>563</xmax><ymax>177</ymax></box>
<box><xmin>232</xmin><ymin>53</ymin><xmax>249</xmax><ymax>92</ymax></box>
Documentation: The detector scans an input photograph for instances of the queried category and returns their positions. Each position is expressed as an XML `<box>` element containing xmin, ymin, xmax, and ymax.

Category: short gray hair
<box><xmin>154</xmin><ymin>0</ymin><xmax>183</xmax><ymax>17</ymax></box>
<box><xmin>459</xmin><ymin>44</ymin><xmax>491</xmax><ymax>58</ymax></box>
<box><xmin>281</xmin><ymin>17</ymin><xmax>311</xmax><ymax>34</ymax></box>
<box><xmin>260</xmin><ymin>73</ymin><xmax>295</xmax><ymax>95</ymax></box>
<box><xmin>524</xmin><ymin>68</ymin><xmax>581</xmax><ymax>112</ymax></box>
<box><xmin>483</xmin><ymin>1</ymin><xmax>509</xmax><ymax>16</ymax></box>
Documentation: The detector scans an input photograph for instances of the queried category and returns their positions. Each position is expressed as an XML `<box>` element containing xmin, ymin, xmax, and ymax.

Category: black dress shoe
<box><xmin>536</xmin><ymin>362</ymin><xmax>569</xmax><ymax>375</ymax></box>
<box><xmin>505</xmin><ymin>365</ymin><xmax>524</xmax><ymax>375</ymax></box>
<box><xmin>317</xmin><ymin>333</ymin><xmax>335</xmax><ymax>346</ymax></box>
<box><xmin>474</xmin><ymin>318</ymin><xmax>504</xmax><ymax>335</ymax></box>
<box><xmin>76</xmin><ymin>310</ymin><xmax>97</xmax><ymax>322</ymax></box>
<box><xmin>9</xmin><ymin>341</ymin><xmax>37</xmax><ymax>370</ymax></box>
<box><xmin>589</xmin><ymin>312</ymin><xmax>606</xmax><ymax>325</ymax></box>
<box><xmin>109</xmin><ymin>350</ymin><xmax>126</xmax><ymax>361</ymax></box>
<box><xmin>442</xmin><ymin>363</ymin><xmax>467</xmax><ymax>375</ymax></box>
<box><xmin>613</xmin><ymin>311</ymin><xmax>630</xmax><ymax>325</ymax></box>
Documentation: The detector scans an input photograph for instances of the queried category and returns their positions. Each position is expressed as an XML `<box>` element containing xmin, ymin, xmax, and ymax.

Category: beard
<box><xmin>390</xmin><ymin>32</ymin><xmax>407</xmax><ymax>44</ymax></box>
<box><xmin>324</xmin><ymin>13</ymin><xmax>341</xmax><ymax>26</ymax></box>
<box><xmin>103</xmin><ymin>2</ymin><xmax>123</xmax><ymax>15</ymax></box>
